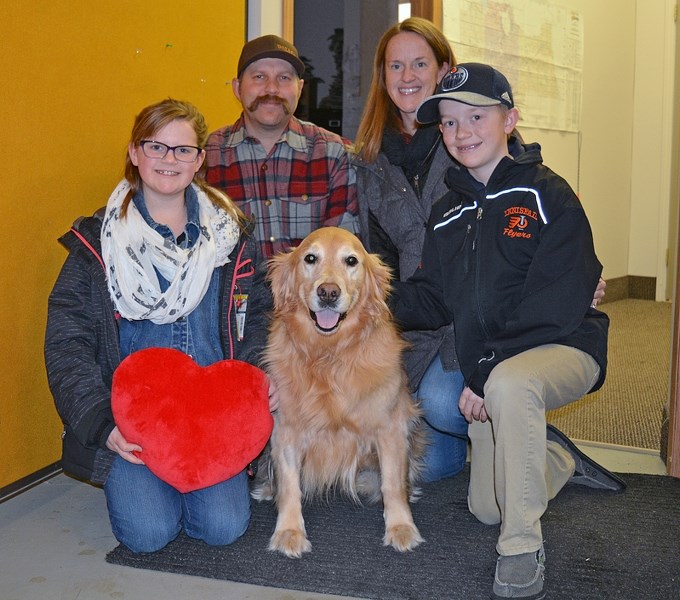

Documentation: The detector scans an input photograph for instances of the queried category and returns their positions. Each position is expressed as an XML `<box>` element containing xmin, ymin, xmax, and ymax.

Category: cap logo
<box><xmin>501</xmin><ymin>91</ymin><xmax>512</xmax><ymax>105</ymax></box>
<box><xmin>275</xmin><ymin>42</ymin><xmax>295</xmax><ymax>56</ymax></box>
<box><xmin>441</xmin><ymin>66</ymin><xmax>469</xmax><ymax>92</ymax></box>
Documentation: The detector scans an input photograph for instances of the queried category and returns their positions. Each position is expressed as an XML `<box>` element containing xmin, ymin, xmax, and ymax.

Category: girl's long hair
<box><xmin>353</xmin><ymin>18</ymin><xmax>455</xmax><ymax>163</ymax></box>
<box><xmin>121</xmin><ymin>98</ymin><xmax>246</xmax><ymax>227</ymax></box>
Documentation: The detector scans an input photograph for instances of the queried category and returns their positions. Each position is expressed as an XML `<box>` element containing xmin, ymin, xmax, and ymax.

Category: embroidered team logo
<box><xmin>508</xmin><ymin>216</ymin><xmax>527</xmax><ymax>229</ymax></box>
<box><xmin>443</xmin><ymin>66</ymin><xmax>468</xmax><ymax>90</ymax></box>
<box><xmin>503</xmin><ymin>207</ymin><xmax>537</xmax><ymax>239</ymax></box>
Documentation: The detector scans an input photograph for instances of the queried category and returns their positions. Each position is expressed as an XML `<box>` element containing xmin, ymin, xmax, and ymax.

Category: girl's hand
<box><xmin>106</xmin><ymin>426</ymin><xmax>144</xmax><ymax>464</ymax></box>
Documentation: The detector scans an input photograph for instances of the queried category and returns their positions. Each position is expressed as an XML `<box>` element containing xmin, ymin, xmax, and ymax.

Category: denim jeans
<box><xmin>416</xmin><ymin>353</ymin><xmax>469</xmax><ymax>482</ymax></box>
<box><xmin>104</xmin><ymin>457</ymin><xmax>250</xmax><ymax>553</ymax></box>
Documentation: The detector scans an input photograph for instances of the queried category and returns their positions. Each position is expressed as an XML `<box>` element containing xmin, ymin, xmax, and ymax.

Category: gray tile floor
<box><xmin>0</xmin><ymin>442</ymin><xmax>666</xmax><ymax>600</ymax></box>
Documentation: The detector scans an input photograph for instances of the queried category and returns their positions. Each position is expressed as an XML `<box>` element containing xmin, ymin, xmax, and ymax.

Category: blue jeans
<box><xmin>416</xmin><ymin>354</ymin><xmax>468</xmax><ymax>482</ymax></box>
<box><xmin>104</xmin><ymin>457</ymin><xmax>250</xmax><ymax>553</ymax></box>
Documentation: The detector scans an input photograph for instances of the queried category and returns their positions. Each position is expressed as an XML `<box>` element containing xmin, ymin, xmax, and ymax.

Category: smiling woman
<box><xmin>352</xmin><ymin>18</ymin><xmax>468</xmax><ymax>485</ymax></box>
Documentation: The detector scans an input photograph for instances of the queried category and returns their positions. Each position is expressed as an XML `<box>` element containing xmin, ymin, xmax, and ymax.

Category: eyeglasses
<box><xmin>139</xmin><ymin>140</ymin><xmax>203</xmax><ymax>163</ymax></box>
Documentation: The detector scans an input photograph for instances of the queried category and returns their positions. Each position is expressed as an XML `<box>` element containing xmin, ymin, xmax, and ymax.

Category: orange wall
<box><xmin>0</xmin><ymin>1</ymin><xmax>246</xmax><ymax>488</ymax></box>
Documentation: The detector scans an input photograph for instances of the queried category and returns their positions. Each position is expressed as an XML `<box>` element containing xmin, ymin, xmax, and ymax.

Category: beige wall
<box><xmin>444</xmin><ymin>0</ymin><xmax>678</xmax><ymax>299</ymax></box>
<box><xmin>0</xmin><ymin>1</ymin><xmax>246</xmax><ymax>488</ymax></box>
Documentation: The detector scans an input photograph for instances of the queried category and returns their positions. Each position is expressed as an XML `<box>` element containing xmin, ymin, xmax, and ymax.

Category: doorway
<box><xmin>285</xmin><ymin>0</ymin><xmax>680</xmax><ymax>474</ymax></box>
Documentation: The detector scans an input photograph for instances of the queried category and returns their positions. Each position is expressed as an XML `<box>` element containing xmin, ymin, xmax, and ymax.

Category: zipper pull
<box><xmin>472</xmin><ymin>210</ymin><xmax>482</xmax><ymax>251</ymax></box>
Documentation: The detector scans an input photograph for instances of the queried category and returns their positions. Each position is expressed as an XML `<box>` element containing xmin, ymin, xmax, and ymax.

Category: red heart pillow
<box><xmin>111</xmin><ymin>348</ymin><xmax>273</xmax><ymax>493</ymax></box>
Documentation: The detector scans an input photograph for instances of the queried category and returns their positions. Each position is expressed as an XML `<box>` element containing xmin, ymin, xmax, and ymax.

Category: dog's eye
<box><xmin>345</xmin><ymin>256</ymin><xmax>359</xmax><ymax>267</ymax></box>
<box><xmin>304</xmin><ymin>253</ymin><xmax>317</xmax><ymax>264</ymax></box>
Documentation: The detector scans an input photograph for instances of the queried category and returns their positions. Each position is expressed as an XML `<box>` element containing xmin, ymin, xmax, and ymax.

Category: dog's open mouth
<box><xmin>309</xmin><ymin>308</ymin><xmax>347</xmax><ymax>333</ymax></box>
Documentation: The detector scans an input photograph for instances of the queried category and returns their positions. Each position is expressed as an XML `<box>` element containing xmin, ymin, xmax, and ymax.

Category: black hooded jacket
<box><xmin>44</xmin><ymin>209</ymin><xmax>271</xmax><ymax>485</ymax></box>
<box><xmin>392</xmin><ymin>139</ymin><xmax>609</xmax><ymax>396</ymax></box>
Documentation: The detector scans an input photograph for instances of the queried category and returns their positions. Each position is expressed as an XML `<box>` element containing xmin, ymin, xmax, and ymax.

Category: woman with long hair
<box><xmin>354</xmin><ymin>18</ymin><xmax>469</xmax><ymax>482</ymax></box>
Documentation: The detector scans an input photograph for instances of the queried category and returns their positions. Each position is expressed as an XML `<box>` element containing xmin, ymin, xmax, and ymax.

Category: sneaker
<box><xmin>547</xmin><ymin>424</ymin><xmax>626</xmax><ymax>492</ymax></box>
<box><xmin>492</xmin><ymin>546</ymin><xmax>546</xmax><ymax>599</ymax></box>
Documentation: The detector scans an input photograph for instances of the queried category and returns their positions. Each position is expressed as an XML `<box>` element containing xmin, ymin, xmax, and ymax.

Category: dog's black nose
<box><xmin>317</xmin><ymin>283</ymin><xmax>340</xmax><ymax>304</ymax></box>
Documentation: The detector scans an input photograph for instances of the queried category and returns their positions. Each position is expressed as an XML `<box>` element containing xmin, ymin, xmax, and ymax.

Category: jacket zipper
<box><xmin>473</xmin><ymin>205</ymin><xmax>491</xmax><ymax>338</ymax></box>
<box><xmin>463</xmin><ymin>224</ymin><xmax>472</xmax><ymax>275</ymax></box>
<box><xmin>223</xmin><ymin>240</ymin><xmax>253</xmax><ymax>359</ymax></box>
<box><xmin>70</xmin><ymin>227</ymin><xmax>122</xmax><ymax>363</ymax></box>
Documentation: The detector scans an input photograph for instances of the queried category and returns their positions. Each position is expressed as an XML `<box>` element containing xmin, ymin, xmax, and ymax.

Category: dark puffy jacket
<box><xmin>45</xmin><ymin>209</ymin><xmax>271</xmax><ymax>485</ymax></box>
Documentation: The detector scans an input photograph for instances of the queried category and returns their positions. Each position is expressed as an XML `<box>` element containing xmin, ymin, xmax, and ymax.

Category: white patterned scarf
<box><xmin>101</xmin><ymin>179</ymin><xmax>240</xmax><ymax>324</ymax></box>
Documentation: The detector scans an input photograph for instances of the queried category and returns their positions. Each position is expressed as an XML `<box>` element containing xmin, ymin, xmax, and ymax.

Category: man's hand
<box><xmin>459</xmin><ymin>386</ymin><xmax>488</xmax><ymax>424</ymax></box>
<box><xmin>268</xmin><ymin>378</ymin><xmax>280</xmax><ymax>413</ymax></box>
<box><xmin>592</xmin><ymin>277</ymin><xmax>606</xmax><ymax>308</ymax></box>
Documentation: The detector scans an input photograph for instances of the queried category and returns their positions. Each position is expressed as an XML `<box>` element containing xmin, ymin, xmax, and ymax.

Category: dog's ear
<box><xmin>267</xmin><ymin>251</ymin><xmax>297</xmax><ymax>311</ymax></box>
<box><xmin>361</xmin><ymin>252</ymin><xmax>393</xmax><ymax>318</ymax></box>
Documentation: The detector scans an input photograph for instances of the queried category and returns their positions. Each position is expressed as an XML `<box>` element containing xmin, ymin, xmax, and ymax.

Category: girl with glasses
<box><xmin>45</xmin><ymin>98</ymin><xmax>273</xmax><ymax>554</ymax></box>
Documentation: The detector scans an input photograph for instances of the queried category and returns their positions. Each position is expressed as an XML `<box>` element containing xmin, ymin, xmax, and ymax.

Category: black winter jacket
<box><xmin>393</xmin><ymin>142</ymin><xmax>609</xmax><ymax>397</ymax></box>
<box><xmin>353</xmin><ymin>134</ymin><xmax>458</xmax><ymax>390</ymax></box>
<box><xmin>44</xmin><ymin>209</ymin><xmax>272</xmax><ymax>485</ymax></box>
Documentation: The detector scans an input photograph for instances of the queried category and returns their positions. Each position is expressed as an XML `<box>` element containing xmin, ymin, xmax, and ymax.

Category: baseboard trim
<box><xmin>600</xmin><ymin>275</ymin><xmax>656</xmax><ymax>304</ymax></box>
<box><xmin>0</xmin><ymin>462</ymin><xmax>62</xmax><ymax>504</ymax></box>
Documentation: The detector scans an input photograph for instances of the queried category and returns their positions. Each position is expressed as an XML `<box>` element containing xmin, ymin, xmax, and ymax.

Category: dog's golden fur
<box><xmin>253</xmin><ymin>226</ymin><xmax>424</xmax><ymax>558</ymax></box>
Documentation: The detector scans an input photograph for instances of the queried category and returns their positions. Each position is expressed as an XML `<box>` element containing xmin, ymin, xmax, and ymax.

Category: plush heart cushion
<box><xmin>111</xmin><ymin>348</ymin><xmax>273</xmax><ymax>493</ymax></box>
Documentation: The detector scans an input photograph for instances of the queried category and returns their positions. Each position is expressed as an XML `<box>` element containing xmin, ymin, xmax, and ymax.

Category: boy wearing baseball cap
<box><xmin>392</xmin><ymin>63</ymin><xmax>622</xmax><ymax>599</ymax></box>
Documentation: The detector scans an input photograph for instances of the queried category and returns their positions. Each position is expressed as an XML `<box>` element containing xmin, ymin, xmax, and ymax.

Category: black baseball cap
<box><xmin>416</xmin><ymin>63</ymin><xmax>514</xmax><ymax>123</ymax></box>
<box><xmin>237</xmin><ymin>34</ymin><xmax>305</xmax><ymax>78</ymax></box>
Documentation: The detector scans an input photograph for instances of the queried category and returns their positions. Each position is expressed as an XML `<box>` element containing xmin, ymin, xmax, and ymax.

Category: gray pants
<box><xmin>467</xmin><ymin>344</ymin><xmax>600</xmax><ymax>556</ymax></box>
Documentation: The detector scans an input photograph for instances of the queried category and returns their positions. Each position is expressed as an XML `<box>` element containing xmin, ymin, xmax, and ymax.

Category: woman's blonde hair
<box><xmin>121</xmin><ymin>98</ymin><xmax>246</xmax><ymax>226</ymax></box>
<box><xmin>353</xmin><ymin>18</ymin><xmax>455</xmax><ymax>163</ymax></box>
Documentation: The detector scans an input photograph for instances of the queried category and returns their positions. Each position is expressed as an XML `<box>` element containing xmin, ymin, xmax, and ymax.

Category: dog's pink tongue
<box><xmin>315</xmin><ymin>309</ymin><xmax>340</xmax><ymax>329</ymax></box>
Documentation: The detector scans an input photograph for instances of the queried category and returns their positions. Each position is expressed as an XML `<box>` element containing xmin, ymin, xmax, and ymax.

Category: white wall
<box><xmin>264</xmin><ymin>0</ymin><xmax>679</xmax><ymax>298</ymax></box>
<box><xmin>443</xmin><ymin>0</ymin><xmax>677</xmax><ymax>299</ymax></box>
<box><xmin>247</xmin><ymin>0</ymin><xmax>284</xmax><ymax>39</ymax></box>
<box><xmin>630</xmin><ymin>0</ymin><xmax>676</xmax><ymax>300</ymax></box>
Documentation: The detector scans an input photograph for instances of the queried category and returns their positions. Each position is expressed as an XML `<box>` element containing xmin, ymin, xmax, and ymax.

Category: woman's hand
<box><xmin>459</xmin><ymin>386</ymin><xmax>488</xmax><ymax>424</ymax></box>
<box><xmin>106</xmin><ymin>426</ymin><xmax>144</xmax><ymax>464</ymax></box>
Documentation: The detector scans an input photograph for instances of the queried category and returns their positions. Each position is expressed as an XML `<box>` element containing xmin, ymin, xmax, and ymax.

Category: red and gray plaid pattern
<box><xmin>206</xmin><ymin>116</ymin><xmax>359</xmax><ymax>258</ymax></box>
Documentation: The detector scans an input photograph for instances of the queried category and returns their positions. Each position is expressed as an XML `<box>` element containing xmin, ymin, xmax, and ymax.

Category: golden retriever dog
<box><xmin>252</xmin><ymin>226</ymin><xmax>424</xmax><ymax>558</ymax></box>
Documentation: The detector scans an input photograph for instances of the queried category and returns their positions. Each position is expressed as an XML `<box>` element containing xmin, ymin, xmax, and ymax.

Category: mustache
<box><xmin>248</xmin><ymin>94</ymin><xmax>291</xmax><ymax>114</ymax></box>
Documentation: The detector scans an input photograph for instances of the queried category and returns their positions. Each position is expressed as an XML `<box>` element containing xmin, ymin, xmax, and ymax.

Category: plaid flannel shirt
<box><xmin>205</xmin><ymin>115</ymin><xmax>359</xmax><ymax>258</ymax></box>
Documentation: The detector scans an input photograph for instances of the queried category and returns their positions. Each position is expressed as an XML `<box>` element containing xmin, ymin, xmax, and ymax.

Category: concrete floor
<box><xmin>0</xmin><ymin>442</ymin><xmax>667</xmax><ymax>600</ymax></box>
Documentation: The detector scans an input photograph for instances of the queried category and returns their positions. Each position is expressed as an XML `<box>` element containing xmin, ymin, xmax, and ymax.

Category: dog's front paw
<box><xmin>384</xmin><ymin>524</ymin><xmax>424</xmax><ymax>552</ymax></box>
<box><xmin>269</xmin><ymin>529</ymin><xmax>312</xmax><ymax>558</ymax></box>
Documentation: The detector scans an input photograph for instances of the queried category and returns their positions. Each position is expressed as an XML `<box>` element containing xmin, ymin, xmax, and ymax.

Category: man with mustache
<box><xmin>206</xmin><ymin>35</ymin><xmax>358</xmax><ymax>259</ymax></box>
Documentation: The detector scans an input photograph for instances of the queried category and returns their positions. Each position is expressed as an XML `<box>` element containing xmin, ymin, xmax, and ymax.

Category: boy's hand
<box><xmin>459</xmin><ymin>386</ymin><xmax>488</xmax><ymax>423</ymax></box>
